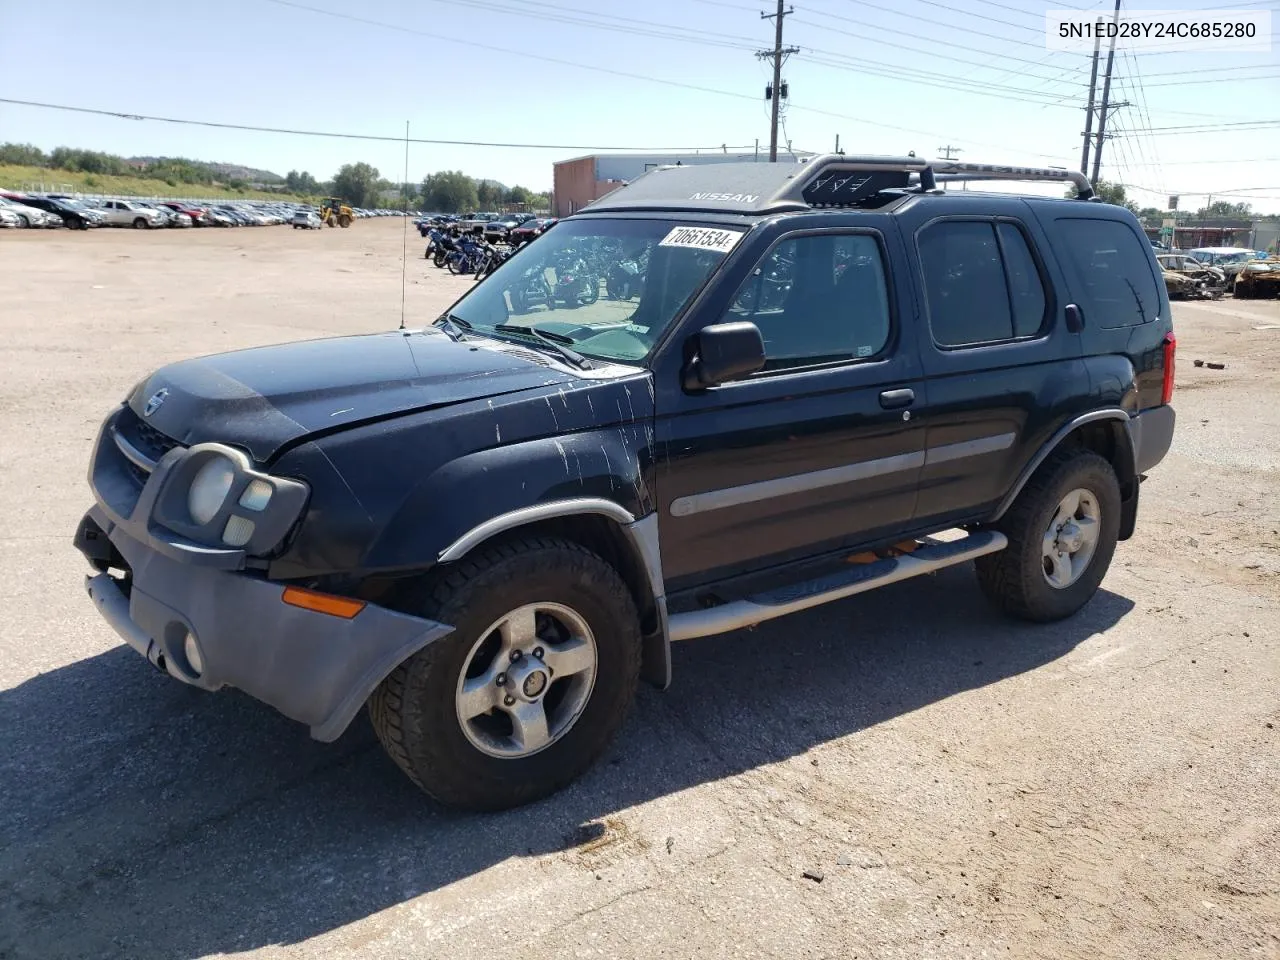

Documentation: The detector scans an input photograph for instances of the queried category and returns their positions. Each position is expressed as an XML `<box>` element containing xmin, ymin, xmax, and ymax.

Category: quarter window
<box><xmin>726</xmin><ymin>233</ymin><xmax>891</xmax><ymax>371</ymax></box>
<box><xmin>1055</xmin><ymin>218</ymin><xmax>1161</xmax><ymax>328</ymax></box>
<box><xmin>917</xmin><ymin>220</ymin><xmax>1048</xmax><ymax>347</ymax></box>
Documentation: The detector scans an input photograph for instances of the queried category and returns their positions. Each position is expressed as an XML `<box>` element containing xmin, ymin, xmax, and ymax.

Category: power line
<box><xmin>801</xmin><ymin>54</ymin><xmax>1082</xmax><ymax>108</ymax></box>
<box><xmin>254</xmin><ymin>0</ymin><xmax>1069</xmax><ymax>157</ymax></box>
<box><xmin>0</xmin><ymin>98</ymin><xmax>766</xmax><ymax>151</ymax></box>
<box><xmin>833</xmin><ymin>0</ymin><xmax>1061</xmax><ymax>48</ymax></box>
<box><xmin>788</xmin><ymin>15</ymin><xmax>1088</xmax><ymax>80</ymax></box>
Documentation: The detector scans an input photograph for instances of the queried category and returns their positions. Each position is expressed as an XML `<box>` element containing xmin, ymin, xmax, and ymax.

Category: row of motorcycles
<box><xmin>423</xmin><ymin>228</ymin><xmax>513</xmax><ymax>280</ymax></box>
<box><xmin>424</xmin><ymin>228</ymin><xmax>648</xmax><ymax>313</ymax></box>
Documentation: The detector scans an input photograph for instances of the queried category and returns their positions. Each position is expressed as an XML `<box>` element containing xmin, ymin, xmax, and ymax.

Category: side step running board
<box><xmin>667</xmin><ymin>530</ymin><xmax>1007</xmax><ymax>642</ymax></box>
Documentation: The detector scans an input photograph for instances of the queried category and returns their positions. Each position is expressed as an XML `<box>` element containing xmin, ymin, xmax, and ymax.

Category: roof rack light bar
<box><xmin>931</xmin><ymin>161</ymin><xmax>1095</xmax><ymax>201</ymax></box>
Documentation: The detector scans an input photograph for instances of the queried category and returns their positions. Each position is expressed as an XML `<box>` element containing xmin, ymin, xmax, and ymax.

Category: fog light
<box><xmin>222</xmin><ymin>514</ymin><xmax>256</xmax><ymax>547</ymax></box>
<box><xmin>183</xmin><ymin>632</ymin><xmax>204</xmax><ymax>676</ymax></box>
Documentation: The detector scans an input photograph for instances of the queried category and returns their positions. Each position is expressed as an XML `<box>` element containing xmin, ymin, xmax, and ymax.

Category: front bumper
<box><xmin>77</xmin><ymin>504</ymin><xmax>453</xmax><ymax>741</ymax></box>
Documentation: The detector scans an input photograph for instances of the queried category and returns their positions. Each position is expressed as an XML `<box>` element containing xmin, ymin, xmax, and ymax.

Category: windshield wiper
<box><xmin>493</xmin><ymin>324</ymin><xmax>593</xmax><ymax>369</ymax></box>
<box><xmin>433</xmin><ymin>312</ymin><xmax>472</xmax><ymax>341</ymax></box>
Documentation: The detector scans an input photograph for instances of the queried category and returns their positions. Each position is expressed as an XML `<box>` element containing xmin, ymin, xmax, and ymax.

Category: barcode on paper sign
<box><xmin>659</xmin><ymin>226</ymin><xmax>744</xmax><ymax>254</ymax></box>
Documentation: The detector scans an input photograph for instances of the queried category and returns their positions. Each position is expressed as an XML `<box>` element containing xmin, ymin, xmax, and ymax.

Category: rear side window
<box><xmin>917</xmin><ymin>220</ymin><xmax>1048</xmax><ymax>347</ymax></box>
<box><xmin>1056</xmin><ymin>218</ymin><xmax>1161</xmax><ymax>328</ymax></box>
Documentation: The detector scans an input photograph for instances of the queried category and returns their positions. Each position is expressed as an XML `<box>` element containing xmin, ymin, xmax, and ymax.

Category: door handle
<box><xmin>879</xmin><ymin>388</ymin><xmax>915</xmax><ymax>409</ymax></box>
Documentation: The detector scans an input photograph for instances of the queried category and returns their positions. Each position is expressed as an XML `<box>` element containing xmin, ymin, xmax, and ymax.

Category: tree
<box><xmin>1066</xmin><ymin>179</ymin><xmax>1136</xmax><ymax>213</ymax></box>
<box><xmin>0</xmin><ymin>143</ymin><xmax>48</xmax><ymax>166</ymax></box>
<box><xmin>330</xmin><ymin>162</ymin><xmax>381</xmax><ymax>207</ymax></box>
<box><xmin>421</xmin><ymin>170</ymin><xmax>478</xmax><ymax>213</ymax></box>
<box><xmin>506</xmin><ymin>185</ymin><xmax>535</xmax><ymax>206</ymax></box>
<box><xmin>1195</xmin><ymin>199</ymin><xmax>1252</xmax><ymax>219</ymax></box>
<box><xmin>285</xmin><ymin>170</ymin><xmax>321</xmax><ymax>194</ymax></box>
<box><xmin>476</xmin><ymin>180</ymin><xmax>504</xmax><ymax>209</ymax></box>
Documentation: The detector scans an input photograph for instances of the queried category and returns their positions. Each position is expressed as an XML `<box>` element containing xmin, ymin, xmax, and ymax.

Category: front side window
<box><xmin>448</xmin><ymin>218</ymin><xmax>742</xmax><ymax>363</ymax></box>
<box><xmin>724</xmin><ymin>233</ymin><xmax>891</xmax><ymax>371</ymax></box>
<box><xmin>1056</xmin><ymin>218</ymin><xmax>1161</xmax><ymax>328</ymax></box>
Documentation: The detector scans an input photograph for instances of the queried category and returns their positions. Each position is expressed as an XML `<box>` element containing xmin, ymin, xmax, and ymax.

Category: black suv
<box><xmin>76</xmin><ymin>155</ymin><xmax>1176</xmax><ymax>810</ymax></box>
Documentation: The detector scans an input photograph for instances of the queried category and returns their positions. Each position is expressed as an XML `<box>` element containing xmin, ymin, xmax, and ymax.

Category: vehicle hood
<box><xmin>128</xmin><ymin>329</ymin><xmax>579</xmax><ymax>462</ymax></box>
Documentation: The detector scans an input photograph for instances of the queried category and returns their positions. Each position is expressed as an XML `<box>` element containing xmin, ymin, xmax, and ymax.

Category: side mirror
<box><xmin>684</xmin><ymin>322</ymin><xmax>766</xmax><ymax>390</ymax></box>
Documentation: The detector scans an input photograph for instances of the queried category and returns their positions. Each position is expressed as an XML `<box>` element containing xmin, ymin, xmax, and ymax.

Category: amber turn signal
<box><xmin>281</xmin><ymin>586</ymin><xmax>366</xmax><ymax>619</ymax></box>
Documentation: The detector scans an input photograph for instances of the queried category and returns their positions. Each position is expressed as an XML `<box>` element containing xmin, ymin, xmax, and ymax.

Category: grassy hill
<box><xmin>0</xmin><ymin>164</ymin><xmax>315</xmax><ymax>202</ymax></box>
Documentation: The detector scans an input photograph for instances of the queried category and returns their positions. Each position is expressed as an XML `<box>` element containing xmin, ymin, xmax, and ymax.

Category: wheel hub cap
<box><xmin>455</xmin><ymin>602</ymin><xmax>598</xmax><ymax>759</ymax></box>
<box><xmin>1041</xmin><ymin>488</ymin><xmax>1101</xmax><ymax>590</ymax></box>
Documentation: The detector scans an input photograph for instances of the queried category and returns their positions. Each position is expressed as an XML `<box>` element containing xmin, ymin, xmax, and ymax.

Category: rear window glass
<box><xmin>1056</xmin><ymin>218</ymin><xmax>1161</xmax><ymax>328</ymax></box>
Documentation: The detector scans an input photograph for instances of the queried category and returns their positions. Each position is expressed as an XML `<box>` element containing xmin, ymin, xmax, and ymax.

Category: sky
<box><xmin>1</xmin><ymin>0</ymin><xmax>1277</xmax><ymax>212</ymax></box>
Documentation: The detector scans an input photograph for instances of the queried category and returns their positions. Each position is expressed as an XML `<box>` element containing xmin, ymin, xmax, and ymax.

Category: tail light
<box><xmin>1161</xmin><ymin>332</ymin><xmax>1176</xmax><ymax>405</ymax></box>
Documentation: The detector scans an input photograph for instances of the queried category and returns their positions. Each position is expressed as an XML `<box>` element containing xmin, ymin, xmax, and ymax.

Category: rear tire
<box><xmin>368</xmin><ymin>537</ymin><xmax>641</xmax><ymax>810</ymax></box>
<box><xmin>975</xmin><ymin>449</ymin><xmax>1121</xmax><ymax>622</ymax></box>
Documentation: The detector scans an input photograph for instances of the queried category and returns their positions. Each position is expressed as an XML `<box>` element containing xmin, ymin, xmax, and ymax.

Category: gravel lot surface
<box><xmin>0</xmin><ymin>222</ymin><xmax>1276</xmax><ymax>960</ymax></box>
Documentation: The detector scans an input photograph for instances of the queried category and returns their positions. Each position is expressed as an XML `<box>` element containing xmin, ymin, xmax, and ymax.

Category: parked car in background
<box><xmin>509</xmin><ymin>217</ymin><xmax>556</xmax><ymax>245</ymax></box>
<box><xmin>94</xmin><ymin>199</ymin><xmax>168</xmax><ymax>229</ymax></box>
<box><xmin>160</xmin><ymin>202</ymin><xmax>208</xmax><ymax>225</ymax></box>
<box><xmin>0</xmin><ymin>194</ymin><xmax>58</xmax><ymax>229</ymax></box>
<box><xmin>292</xmin><ymin>209</ymin><xmax>322</xmax><ymax>229</ymax></box>
<box><xmin>0</xmin><ymin>208</ymin><xmax>19</xmax><ymax>228</ymax></box>
<box><xmin>482</xmin><ymin>216</ymin><xmax>521</xmax><ymax>244</ymax></box>
<box><xmin>135</xmin><ymin>202</ymin><xmax>192</xmax><ymax>228</ymax></box>
<box><xmin>25</xmin><ymin>196</ymin><xmax>106</xmax><ymax>230</ymax></box>
<box><xmin>1187</xmin><ymin>247</ymin><xmax>1258</xmax><ymax>283</ymax></box>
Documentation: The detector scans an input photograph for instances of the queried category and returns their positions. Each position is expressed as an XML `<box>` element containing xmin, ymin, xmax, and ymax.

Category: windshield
<box><xmin>447</xmin><ymin>217</ymin><xmax>744</xmax><ymax>363</ymax></box>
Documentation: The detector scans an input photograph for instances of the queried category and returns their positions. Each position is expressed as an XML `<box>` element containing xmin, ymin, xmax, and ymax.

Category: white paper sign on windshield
<box><xmin>658</xmin><ymin>226</ymin><xmax>744</xmax><ymax>254</ymax></box>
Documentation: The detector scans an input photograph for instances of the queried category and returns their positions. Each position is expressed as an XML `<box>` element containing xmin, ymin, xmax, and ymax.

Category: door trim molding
<box><xmin>669</xmin><ymin>431</ymin><xmax>1018</xmax><ymax>518</ymax></box>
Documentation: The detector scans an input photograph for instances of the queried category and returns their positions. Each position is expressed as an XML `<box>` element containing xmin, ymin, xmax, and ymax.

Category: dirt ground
<box><xmin>0</xmin><ymin>220</ymin><xmax>1276</xmax><ymax>960</ymax></box>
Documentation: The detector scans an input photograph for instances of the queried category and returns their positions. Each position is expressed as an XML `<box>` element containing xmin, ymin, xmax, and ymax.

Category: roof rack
<box><xmin>579</xmin><ymin>153</ymin><xmax>1095</xmax><ymax>215</ymax></box>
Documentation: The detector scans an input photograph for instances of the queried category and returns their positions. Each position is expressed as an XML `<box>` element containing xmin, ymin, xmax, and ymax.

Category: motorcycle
<box><xmin>446</xmin><ymin>237</ymin><xmax>487</xmax><ymax>275</ymax></box>
<box><xmin>551</xmin><ymin>256</ymin><xmax>599</xmax><ymax>309</ymax></box>
<box><xmin>508</xmin><ymin>266</ymin><xmax>554</xmax><ymax>314</ymax></box>
<box><xmin>474</xmin><ymin>242</ymin><xmax>514</xmax><ymax>281</ymax></box>
<box><xmin>606</xmin><ymin>258</ymin><xmax>643</xmax><ymax>300</ymax></box>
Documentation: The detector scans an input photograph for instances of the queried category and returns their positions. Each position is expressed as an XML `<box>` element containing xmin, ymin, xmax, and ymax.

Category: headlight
<box><xmin>187</xmin><ymin>456</ymin><xmax>236</xmax><ymax>524</ymax></box>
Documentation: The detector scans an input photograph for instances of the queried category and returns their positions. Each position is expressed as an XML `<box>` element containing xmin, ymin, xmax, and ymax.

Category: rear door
<box><xmin>654</xmin><ymin>218</ymin><xmax>928</xmax><ymax>590</ymax></box>
<box><xmin>896</xmin><ymin>199</ymin><xmax>1088</xmax><ymax>526</ymax></box>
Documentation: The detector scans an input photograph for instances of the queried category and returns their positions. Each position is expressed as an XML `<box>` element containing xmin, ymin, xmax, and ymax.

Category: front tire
<box><xmin>133</xmin><ymin>218</ymin><xmax>149</xmax><ymax>229</ymax></box>
<box><xmin>975</xmin><ymin>449</ymin><xmax>1121</xmax><ymax>622</ymax></box>
<box><xmin>368</xmin><ymin>537</ymin><xmax>641</xmax><ymax>810</ymax></box>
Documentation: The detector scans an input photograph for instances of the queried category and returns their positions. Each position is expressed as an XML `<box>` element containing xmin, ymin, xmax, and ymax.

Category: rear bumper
<box><xmin>1127</xmin><ymin>404</ymin><xmax>1176</xmax><ymax>474</ymax></box>
<box><xmin>78</xmin><ymin>505</ymin><xmax>453</xmax><ymax>741</ymax></box>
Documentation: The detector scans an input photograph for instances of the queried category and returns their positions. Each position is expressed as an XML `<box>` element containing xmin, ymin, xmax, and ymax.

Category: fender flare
<box><xmin>989</xmin><ymin>409</ymin><xmax>1135</xmax><ymax>522</ymax></box>
<box><xmin>438</xmin><ymin>498</ymin><xmax>672</xmax><ymax>689</ymax></box>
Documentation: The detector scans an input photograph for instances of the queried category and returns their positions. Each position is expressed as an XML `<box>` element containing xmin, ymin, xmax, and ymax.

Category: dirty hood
<box><xmin>128</xmin><ymin>330</ymin><xmax>576</xmax><ymax>462</ymax></box>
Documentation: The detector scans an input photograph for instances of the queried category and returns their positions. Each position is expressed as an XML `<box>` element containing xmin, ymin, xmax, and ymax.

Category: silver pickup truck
<box><xmin>95</xmin><ymin>199</ymin><xmax>169</xmax><ymax>229</ymax></box>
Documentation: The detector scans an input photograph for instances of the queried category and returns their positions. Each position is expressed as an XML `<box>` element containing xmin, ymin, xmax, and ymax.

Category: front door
<box><xmin>654</xmin><ymin>223</ymin><xmax>927</xmax><ymax>591</ymax></box>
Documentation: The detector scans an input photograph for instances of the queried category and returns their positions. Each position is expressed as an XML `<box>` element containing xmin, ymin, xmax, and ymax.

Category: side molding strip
<box><xmin>670</xmin><ymin>450</ymin><xmax>926</xmax><ymax>517</ymax></box>
<box><xmin>669</xmin><ymin>431</ymin><xmax>1019</xmax><ymax>519</ymax></box>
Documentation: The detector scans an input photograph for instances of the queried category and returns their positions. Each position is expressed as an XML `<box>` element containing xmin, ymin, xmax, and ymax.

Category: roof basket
<box><xmin>578</xmin><ymin>153</ymin><xmax>1096</xmax><ymax>215</ymax></box>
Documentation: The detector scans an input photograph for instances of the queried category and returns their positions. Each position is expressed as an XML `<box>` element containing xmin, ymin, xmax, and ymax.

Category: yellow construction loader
<box><xmin>319</xmin><ymin>197</ymin><xmax>354</xmax><ymax>228</ymax></box>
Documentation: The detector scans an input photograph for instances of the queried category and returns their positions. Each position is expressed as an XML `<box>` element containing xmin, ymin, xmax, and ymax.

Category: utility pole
<box><xmin>938</xmin><ymin>144</ymin><xmax>962</xmax><ymax>160</ymax></box>
<box><xmin>1091</xmin><ymin>0</ymin><xmax>1122</xmax><ymax>186</ymax></box>
<box><xmin>1080</xmin><ymin>18</ymin><xmax>1103</xmax><ymax>176</ymax></box>
<box><xmin>757</xmin><ymin>0</ymin><xmax>798</xmax><ymax>162</ymax></box>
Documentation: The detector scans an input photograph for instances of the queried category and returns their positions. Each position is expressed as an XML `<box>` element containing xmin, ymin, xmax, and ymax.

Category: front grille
<box><xmin>117</xmin><ymin>406</ymin><xmax>181</xmax><ymax>462</ymax></box>
<box><xmin>114</xmin><ymin>405</ymin><xmax>184</xmax><ymax>487</ymax></box>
